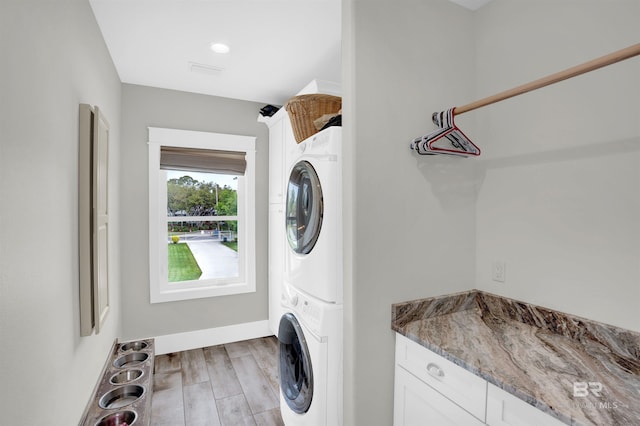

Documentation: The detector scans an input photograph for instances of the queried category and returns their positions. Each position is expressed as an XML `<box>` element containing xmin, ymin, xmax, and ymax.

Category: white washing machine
<box><xmin>278</xmin><ymin>282</ymin><xmax>342</xmax><ymax>426</ymax></box>
<box><xmin>285</xmin><ymin>126</ymin><xmax>342</xmax><ymax>303</ymax></box>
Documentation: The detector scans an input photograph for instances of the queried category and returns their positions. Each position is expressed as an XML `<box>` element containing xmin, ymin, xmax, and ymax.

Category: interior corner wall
<box><xmin>119</xmin><ymin>84</ymin><xmax>269</xmax><ymax>341</ymax></box>
<box><xmin>345</xmin><ymin>0</ymin><xmax>477</xmax><ymax>424</ymax></box>
<box><xmin>0</xmin><ymin>1</ymin><xmax>123</xmax><ymax>425</ymax></box>
<box><xmin>473</xmin><ymin>0</ymin><xmax>640</xmax><ymax>331</ymax></box>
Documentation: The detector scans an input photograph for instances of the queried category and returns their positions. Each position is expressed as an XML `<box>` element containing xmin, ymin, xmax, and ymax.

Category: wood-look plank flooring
<box><xmin>151</xmin><ymin>336</ymin><xmax>284</xmax><ymax>426</ymax></box>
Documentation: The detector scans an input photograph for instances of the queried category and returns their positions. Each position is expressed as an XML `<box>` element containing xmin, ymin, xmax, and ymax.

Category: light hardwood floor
<box><xmin>151</xmin><ymin>336</ymin><xmax>284</xmax><ymax>426</ymax></box>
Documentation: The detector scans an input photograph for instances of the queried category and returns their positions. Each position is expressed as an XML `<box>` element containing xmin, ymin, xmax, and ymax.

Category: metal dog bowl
<box><xmin>120</xmin><ymin>341</ymin><xmax>148</xmax><ymax>352</ymax></box>
<box><xmin>109</xmin><ymin>369</ymin><xmax>144</xmax><ymax>385</ymax></box>
<box><xmin>113</xmin><ymin>352</ymin><xmax>149</xmax><ymax>368</ymax></box>
<box><xmin>94</xmin><ymin>410</ymin><xmax>137</xmax><ymax>426</ymax></box>
<box><xmin>98</xmin><ymin>385</ymin><xmax>145</xmax><ymax>409</ymax></box>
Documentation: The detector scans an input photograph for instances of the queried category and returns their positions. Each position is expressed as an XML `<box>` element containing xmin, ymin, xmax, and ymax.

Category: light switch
<box><xmin>492</xmin><ymin>261</ymin><xmax>506</xmax><ymax>283</ymax></box>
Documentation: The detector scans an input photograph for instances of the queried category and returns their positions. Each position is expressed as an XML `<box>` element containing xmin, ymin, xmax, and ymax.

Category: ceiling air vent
<box><xmin>189</xmin><ymin>62</ymin><xmax>224</xmax><ymax>76</ymax></box>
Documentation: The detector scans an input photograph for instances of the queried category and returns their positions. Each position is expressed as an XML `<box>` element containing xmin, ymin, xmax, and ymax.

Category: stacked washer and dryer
<box><xmin>263</xmin><ymin>80</ymin><xmax>343</xmax><ymax>426</ymax></box>
<box><xmin>277</xmin><ymin>124</ymin><xmax>343</xmax><ymax>426</ymax></box>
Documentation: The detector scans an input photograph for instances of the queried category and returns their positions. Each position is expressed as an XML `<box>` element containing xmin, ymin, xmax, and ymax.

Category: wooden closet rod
<box><xmin>454</xmin><ymin>43</ymin><xmax>640</xmax><ymax>116</ymax></box>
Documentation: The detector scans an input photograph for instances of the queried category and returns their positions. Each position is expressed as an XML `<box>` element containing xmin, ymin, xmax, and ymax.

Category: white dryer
<box><xmin>278</xmin><ymin>282</ymin><xmax>342</xmax><ymax>426</ymax></box>
<box><xmin>285</xmin><ymin>127</ymin><xmax>342</xmax><ymax>303</ymax></box>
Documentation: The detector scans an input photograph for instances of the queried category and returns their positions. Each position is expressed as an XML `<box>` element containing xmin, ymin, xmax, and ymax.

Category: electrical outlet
<box><xmin>492</xmin><ymin>261</ymin><xmax>506</xmax><ymax>283</ymax></box>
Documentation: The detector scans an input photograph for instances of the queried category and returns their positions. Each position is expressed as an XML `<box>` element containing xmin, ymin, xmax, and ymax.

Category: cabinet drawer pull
<box><xmin>426</xmin><ymin>363</ymin><xmax>444</xmax><ymax>378</ymax></box>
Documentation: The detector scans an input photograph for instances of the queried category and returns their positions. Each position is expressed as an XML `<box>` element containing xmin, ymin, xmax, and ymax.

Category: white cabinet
<box><xmin>268</xmin><ymin>116</ymin><xmax>285</xmax><ymax>204</ymax></box>
<box><xmin>394</xmin><ymin>334</ymin><xmax>566</xmax><ymax>426</ymax></box>
<box><xmin>395</xmin><ymin>334</ymin><xmax>487</xmax><ymax>421</ymax></box>
<box><xmin>394</xmin><ymin>366</ymin><xmax>485</xmax><ymax>426</ymax></box>
<box><xmin>268</xmin><ymin>203</ymin><xmax>285</xmax><ymax>335</ymax></box>
<box><xmin>266</xmin><ymin>109</ymin><xmax>297</xmax><ymax>205</ymax></box>
<box><xmin>265</xmin><ymin>108</ymin><xmax>297</xmax><ymax>336</ymax></box>
<box><xmin>394</xmin><ymin>334</ymin><xmax>486</xmax><ymax>425</ymax></box>
<box><xmin>486</xmin><ymin>384</ymin><xmax>565</xmax><ymax>426</ymax></box>
<box><xmin>282</xmin><ymin>117</ymin><xmax>300</xmax><ymax>177</ymax></box>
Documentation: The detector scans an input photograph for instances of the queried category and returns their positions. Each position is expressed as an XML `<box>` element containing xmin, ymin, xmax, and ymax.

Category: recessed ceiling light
<box><xmin>210</xmin><ymin>42</ymin><xmax>230</xmax><ymax>54</ymax></box>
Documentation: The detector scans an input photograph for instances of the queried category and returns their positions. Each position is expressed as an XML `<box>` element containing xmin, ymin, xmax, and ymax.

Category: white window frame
<box><xmin>148</xmin><ymin>127</ymin><xmax>256</xmax><ymax>303</ymax></box>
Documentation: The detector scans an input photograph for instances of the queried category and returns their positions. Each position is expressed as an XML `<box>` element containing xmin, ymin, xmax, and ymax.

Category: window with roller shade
<box><xmin>148</xmin><ymin>127</ymin><xmax>256</xmax><ymax>303</ymax></box>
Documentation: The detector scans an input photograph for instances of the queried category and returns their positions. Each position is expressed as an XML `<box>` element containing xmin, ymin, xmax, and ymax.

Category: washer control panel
<box><xmin>281</xmin><ymin>283</ymin><xmax>322</xmax><ymax>334</ymax></box>
<box><xmin>301</xmin><ymin>299</ymin><xmax>321</xmax><ymax>329</ymax></box>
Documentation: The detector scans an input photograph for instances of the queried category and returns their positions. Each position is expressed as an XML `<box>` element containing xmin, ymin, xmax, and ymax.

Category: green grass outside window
<box><xmin>168</xmin><ymin>243</ymin><xmax>202</xmax><ymax>282</ymax></box>
<box><xmin>221</xmin><ymin>240</ymin><xmax>238</xmax><ymax>251</ymax></box>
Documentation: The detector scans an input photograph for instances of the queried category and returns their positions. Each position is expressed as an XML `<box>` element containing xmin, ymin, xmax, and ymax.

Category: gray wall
<box><xmin>119</xmin><ymin>84</ymin><xmax>270</xmax><ymax>341</ymax></box>
<box><xmin>0</xmin><ymin>0</ymin><xmax>123</xmax><ymax>424</ymax></box>
<box><xmin>473</xmin><ymin>0</ymin><xmax>640</xmax><ymax>332</ymax></box>
<box><xmin>342</xmin><ymin>1</ymin><xmax>477</xmax><ymax>424</ymax></box>
<box><xmin>343</xmin><ymin>0</ymin><xmax>640</xmax><ymax>424</ymax></box>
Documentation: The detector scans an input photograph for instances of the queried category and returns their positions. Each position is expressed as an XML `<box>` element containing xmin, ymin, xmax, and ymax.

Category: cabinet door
<box><xmin>486</xmin><ymin>384</ymin><xmax>565</xmax><ymax>426</ymax></box>
<box><xmin>282</xmin><ymin>117</ymin><xmax>300</xmax><ymax>176</ymax></box>
<box><xmin>268</xmin><ymin>204</ymin><xmax>285</xmax><ymax>336</ymax></box>
<box><xmin>394</xmin><ymin>366</ymin><xmax>485</xmax><ymax>426</ymax></box>
<box><xmin>396</xmin><ymin>334</ymin><xmax>487</xmax><ymax>421</ymax></box>
<box><xmin>269</xmin><ymin>117</ymin><xmax>285</xmax><ymax>204</ymax></box>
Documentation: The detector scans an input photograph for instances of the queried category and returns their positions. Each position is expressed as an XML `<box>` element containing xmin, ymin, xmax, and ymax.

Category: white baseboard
<box><xmin>154</xmin><ymin>320</ymin><xmax>272</xmax><ymax>355</ymax></box>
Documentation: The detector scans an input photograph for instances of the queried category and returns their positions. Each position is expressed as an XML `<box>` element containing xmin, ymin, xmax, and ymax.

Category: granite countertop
<box><xmin>391</xmin><ymin>290</ymin><xmax>640</xmax><ymax>426</ymax></box>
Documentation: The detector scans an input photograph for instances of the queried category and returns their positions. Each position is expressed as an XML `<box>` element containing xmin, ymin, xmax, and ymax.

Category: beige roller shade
<box><xmin>160</xmin><ymin>146</ymin><xmax>246</xmax><ymax>175</ymax></box>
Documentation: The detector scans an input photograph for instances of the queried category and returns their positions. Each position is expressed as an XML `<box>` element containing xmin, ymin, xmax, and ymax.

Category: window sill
<box><xmin>150</xmin><ymin>280</ymin><xmax>256</xmax><ymax>304</ymax></box>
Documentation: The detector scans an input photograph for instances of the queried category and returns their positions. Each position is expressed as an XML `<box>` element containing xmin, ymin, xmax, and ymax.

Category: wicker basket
<box><xmin>284</xmin><ymin>94</ymin><xmax>342</xmax><ymax>143</ymax></box>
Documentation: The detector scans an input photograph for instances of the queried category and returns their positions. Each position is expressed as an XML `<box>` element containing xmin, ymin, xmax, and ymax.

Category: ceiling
<box><xmin>90</xmin><ymin>0</ymin><xmax>342</xmax><ymax>106</ymax></box>
<box><xmin>90</xmin><ymin>0</ymin><xmax>490</xmax><ymax>106</ymax></box>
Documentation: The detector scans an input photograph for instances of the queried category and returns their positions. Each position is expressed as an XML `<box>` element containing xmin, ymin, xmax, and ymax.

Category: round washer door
<box><xmin>278</xmin><ymin>313</ymin><xmax>314</xmax><ymax>414</ymax></box>
<box><xmin>286</xmin><ymin>161</ymin><xmax>323</xmax><ymax>254</ymax></box>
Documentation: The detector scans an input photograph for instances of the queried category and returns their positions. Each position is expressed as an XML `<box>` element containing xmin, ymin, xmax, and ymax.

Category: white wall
<box><xmin>473</xmin><ymin>0</ymin><xmax>640</xmax><ymax>332</ymax></box>
<box><xmin>0</xmin><ymin>0</ymin><xmax>123</xmax><ymax>424</ymax></box>
<box><xmin>343</xmin><ymin>1</ymin><xmax>477</xmax><ymax>424</ymax></box>
<box><xmin>119</xmin><ymin>84</ymin><xmax>270</xmax><ymax>341</ymax></box>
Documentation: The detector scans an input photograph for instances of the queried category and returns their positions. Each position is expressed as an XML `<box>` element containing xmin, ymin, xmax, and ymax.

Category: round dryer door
<box><xmin>278</xmin><ymin>313</ymin><xmax>314</xmax><ymax>414</ymax></box>
<box><xmin>286</xmin><ymin>161</ymin><xmax>323</xmax><ymax>254</ymax></box>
